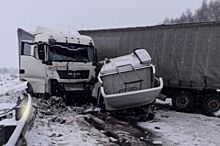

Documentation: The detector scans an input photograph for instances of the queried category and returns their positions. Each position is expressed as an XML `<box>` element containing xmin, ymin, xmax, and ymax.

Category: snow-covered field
<box><xmin>1</xmin><ymin>70</ymin><xmax>220</xmax><ymax>146</ymax></box>
<box><xmin>0</xmin><ymin>71</ymin><xmax>25</xmax><ymax>104</ymax></box>
<box><xmin>0</xmin><ymin>69</ymin><xmax>28</xmax><ymax>97</ymax></box>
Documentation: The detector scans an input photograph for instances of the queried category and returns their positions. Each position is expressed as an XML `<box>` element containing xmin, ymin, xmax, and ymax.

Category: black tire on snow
<box><xmin>172</xmin><ymin>91</ymin><xmax>195</xmax><ymax>113</ymax></box>
<box><xmin>202</xmin><ymin>94</ymin><xmax>220</xmax><ymax>116</ymax></box>
<box><xmin>26</xmin><ymin>82</ymin><xmax>34</xmax><ymax>96</ymax></box>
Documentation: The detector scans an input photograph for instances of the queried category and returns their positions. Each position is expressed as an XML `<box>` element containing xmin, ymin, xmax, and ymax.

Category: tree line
<box><xmin>163</xmin><ymin>0</ymin><xmax>220</xmax><ymax>24</ymax></box>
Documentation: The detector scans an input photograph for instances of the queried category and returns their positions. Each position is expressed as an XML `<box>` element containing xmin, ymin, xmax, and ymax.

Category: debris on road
<box><xmin>84</xmin><ymin>113</ymin><xmax>157</xmax><ymax>146</ymax></box>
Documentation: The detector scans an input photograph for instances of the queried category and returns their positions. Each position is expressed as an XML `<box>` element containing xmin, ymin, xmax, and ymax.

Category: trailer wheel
<box><xmin>172</xmin><ymin>91</ymin><xmax>194</xmax><ymax>112</ymax></box>
<box><xmin>203</xmin><ymin>94</ymin><xmax>220</xmax><ymax>116</ymax></box>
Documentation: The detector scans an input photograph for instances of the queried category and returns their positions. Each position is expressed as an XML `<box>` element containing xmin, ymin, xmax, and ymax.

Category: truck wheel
<box><xmin>26</xmin><ymin>82</ymin><xmax>34</xmax><ymax>96</ymax></box>
<box><xmin>98</xmin><ymin>95</ymin><xmax>106</xmax><ymax>112</ymax></box>
<box><xmin>203</xmin><ymin>94</ymin><xmax>220</xmax><ymax>116</ymax></box>
<box><xmin>172</xmin><ymin>91</ymin><xmax>194</xmax><ymax>112</ymax></box>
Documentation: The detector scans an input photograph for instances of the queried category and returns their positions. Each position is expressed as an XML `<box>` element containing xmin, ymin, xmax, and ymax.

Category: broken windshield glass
<box><xmin>48</xmin><ymin>43</ymin><xmax>95</xmax><ymax>62</ymax></box>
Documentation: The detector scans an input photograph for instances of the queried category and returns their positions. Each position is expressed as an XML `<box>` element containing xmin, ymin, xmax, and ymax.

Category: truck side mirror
<box><xmin>38</xmin><ymin>44</ymin><xmax>45</xmax><ymax>61</ymax></box>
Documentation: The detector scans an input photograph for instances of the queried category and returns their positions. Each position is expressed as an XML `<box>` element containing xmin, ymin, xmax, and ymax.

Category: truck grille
<box><xmin>57</xmin><ymin>70</ymin><xmax>89</xmax><ymax>79</ymax></box>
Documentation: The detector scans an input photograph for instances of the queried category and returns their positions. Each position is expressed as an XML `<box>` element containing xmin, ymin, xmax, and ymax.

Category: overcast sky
<box><xmin>0</xmin><ymin>0</ymin><xmax>209</xmax><ymax>68</ymax></box>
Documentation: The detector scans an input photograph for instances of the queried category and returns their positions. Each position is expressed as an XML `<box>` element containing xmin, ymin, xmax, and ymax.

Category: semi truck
<box><xmin>18</xmin><ymin>27</ymin><xmax>97</xmax><ymax>101</ymax></box>
<box><xmin>79</xmin><ymin>21</ymin><xmax>220</xmax><ymax>116</ymax></box>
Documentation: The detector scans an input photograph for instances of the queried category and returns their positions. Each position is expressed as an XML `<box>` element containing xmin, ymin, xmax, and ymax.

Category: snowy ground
<box><xmin>25</xmin><ymin>111</ymin><xmax>112</xmax><ymax>146</ymax></box>
<box><xmin>139</xmin><ymin>99</ymin><xmax>220</xmax><ymax>146</ymax></box>
<box><xmin>0</xmin><ymin>72</ymin><xmax>25</xmax><ymax>105</ymax></box>
<box><xmin>0</xmin><ymin>71</ymin><xmax>112</xmax><ymax>146</ymax></box>
<box><xmin>0</xmin><ymin>71</ymin><xmax>25</xmax><ymax>96</ymax></box>
<box><xmin>1</xmin><ymin>70</ymin><xmax>220</xmax><ymax>146</ymax></box>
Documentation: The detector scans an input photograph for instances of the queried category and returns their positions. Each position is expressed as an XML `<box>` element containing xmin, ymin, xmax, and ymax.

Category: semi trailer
<box><xmin>18</xmin><ymin>27</ymin><xmax>97</xmax><ymax>101</ymax></box>
<box><xmin>79</xmin><ymin>21</ymin><xmax>220</xmax><ymax>116</ymax></box>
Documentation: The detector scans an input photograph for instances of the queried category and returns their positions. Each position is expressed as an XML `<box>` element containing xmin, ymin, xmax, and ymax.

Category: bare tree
<box><xmin>195</xmin><ymin>1</ymin><xmax>210</xmax><ymax>21</ymax></box>
<box><xmin>209</xmin><ymin>1</ymin><xmax>220</xmax><ymax>21</ymax></box>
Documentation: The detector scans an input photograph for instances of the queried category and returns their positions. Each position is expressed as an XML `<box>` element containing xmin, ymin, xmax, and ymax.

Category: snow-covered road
<box><xmin>1</xmin><ymin>71</ymin><xmax>220</xmax><ymax>146</ymax></box>
<box><xmin>0</xmin><ymin>72</ymin><xmax>113</xmax><ymax>146</ymax></box>
<box><xmin>25</xmin><ymin>112</ymin><xmax>111</xmax><ymax>146</ymax></box>
<box><xmin>139</xmin><ymin>108</ymin><xmax>220</xmax><ymax>146</ymax></box>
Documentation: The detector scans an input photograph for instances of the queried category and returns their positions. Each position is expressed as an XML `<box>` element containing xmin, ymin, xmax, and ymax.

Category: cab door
<box><xmin>20</xmin><ymin>43</ymin><xmax>47</xmax><ymax>93</ymax></box>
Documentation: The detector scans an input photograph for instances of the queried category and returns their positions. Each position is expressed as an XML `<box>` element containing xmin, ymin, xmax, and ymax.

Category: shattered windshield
<box><xmin>48</xmin><ymin>43</ymin><xmax>95</xmax><ymax>62</ymax></box>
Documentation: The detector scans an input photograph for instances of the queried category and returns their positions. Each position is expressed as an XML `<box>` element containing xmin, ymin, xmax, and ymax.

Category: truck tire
<box><xmin>172</xmin><ymin>91</ymin><xmax>195</xmax><ymax>113</ymax></box>
<box><xmin>26</xmin><ymin>82</ymin><xmax>34</xmax><ymax>96</ymax></box>
<box><xmin>202</xmin><ymin>94</ymin><xmax>220</xmax><ymax>116</ymax></box>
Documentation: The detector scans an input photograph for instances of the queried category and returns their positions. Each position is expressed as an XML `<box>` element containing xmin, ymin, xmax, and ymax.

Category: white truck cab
<box><xmin>18</xmin><ymin>27</ymin><xmax>97</xmax><ymax>97</ymax></box>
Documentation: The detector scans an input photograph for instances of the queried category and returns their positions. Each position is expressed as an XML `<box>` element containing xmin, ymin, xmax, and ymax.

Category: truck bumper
<box><xmin>63</xmin><ymin>83</ymin><xmax>84</xmax><ymax>91</ymax></box>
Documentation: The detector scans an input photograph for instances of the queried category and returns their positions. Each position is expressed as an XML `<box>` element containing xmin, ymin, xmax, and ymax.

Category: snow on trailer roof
<box><xmin>80</xmin><ymin>21</ymin><xmax>220</xmax><ymax>33</ymax></box>
<box><xmin>99</xmin><ymin>49</ymin><xmax>152</xmax><ymax>76</ymax></box>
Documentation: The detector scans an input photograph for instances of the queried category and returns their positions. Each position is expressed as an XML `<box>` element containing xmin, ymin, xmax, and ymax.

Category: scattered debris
<box><xmin>160</xmin><ymin>115</ymin><xmax>169</xmax><ymax>118</ymax></box>
<box><xmin>50</xmin><ymin>116</ymin><xmax>66</xmax><ymax>124</ymax></box>
<box><xmin>152</xmin><ymin>141</ymin><xmax>162</xmax><ymax>145</ymax></box>
<box><xmin>84</xmin><ymin>113</ymin><xmax>156</xmax><ymax>146</ymax></box>
<box><xmin>109</xmin><ymin>137</ymin><xmax>118</xmax><ymax>143</ymax></box>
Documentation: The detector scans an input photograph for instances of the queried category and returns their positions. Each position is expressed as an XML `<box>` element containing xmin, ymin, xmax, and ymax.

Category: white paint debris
<box><xmin>155</xmin><ymin>98</ymin><xmax>172</xmax><ymax>106</ymax></box>
<box><xmin>152</xmin><ymin>140</ymin><xmax>162</xmax><ymax>145</ymax></box>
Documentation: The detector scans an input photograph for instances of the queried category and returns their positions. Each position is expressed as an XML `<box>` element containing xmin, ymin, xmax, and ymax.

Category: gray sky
<box><xmin>0</xmin><ymin>0</ymin><xmax>208</xmax><ymax>68</ymax></box>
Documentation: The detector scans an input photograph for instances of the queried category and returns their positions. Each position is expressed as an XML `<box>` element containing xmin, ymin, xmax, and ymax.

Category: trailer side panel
<box><xmin>80</xmin><ymin>22</ymin><xmax>220</xmax><ymax>90</ymax></box>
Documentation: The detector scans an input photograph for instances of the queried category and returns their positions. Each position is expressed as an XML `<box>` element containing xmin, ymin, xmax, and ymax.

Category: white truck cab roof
<box><xmin>34</xmin><ymin>26</ymin><xmax>94</xmax><ymax>46</ymax></box>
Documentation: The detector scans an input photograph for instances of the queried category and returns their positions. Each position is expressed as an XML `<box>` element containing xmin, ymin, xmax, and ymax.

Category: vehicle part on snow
<box><xmin>98</xmin><ymin>49</ymin><xmax>163</xmax><ymax>111</ymax></box>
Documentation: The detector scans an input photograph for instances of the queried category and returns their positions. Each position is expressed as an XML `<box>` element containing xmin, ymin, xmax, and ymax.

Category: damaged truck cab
<box><xmin>18</xmin><ymin>27</ymin><xmax>97</xmax><ymax>97</ymax></box>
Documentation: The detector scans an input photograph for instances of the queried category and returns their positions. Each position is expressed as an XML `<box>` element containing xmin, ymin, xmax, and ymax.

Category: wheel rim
<box><xmin>176</xmin><ymin>95</ymin><xmax>189</xmax><ymax>109</ymax></box>
<box><xmin>207</xmin><ymin>99</ymin><xmax>220</xmax><ymax>112</ymax></box>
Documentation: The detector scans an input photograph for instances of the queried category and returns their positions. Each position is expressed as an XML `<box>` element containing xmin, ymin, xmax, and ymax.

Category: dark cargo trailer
<box><xmin>79</xmin><ymin>21</ymin><xmax>220</xmax><ymax>116</ymax></box>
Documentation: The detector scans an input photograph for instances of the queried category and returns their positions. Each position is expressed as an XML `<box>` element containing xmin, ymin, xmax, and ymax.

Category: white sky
<box><xmin>0</xmin><ymin>0</ymin><xmax>209</xmax><ymax>68</ymax></box>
